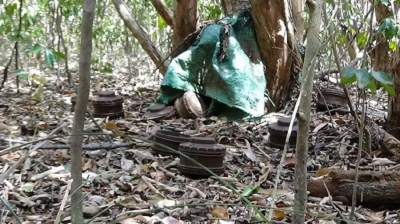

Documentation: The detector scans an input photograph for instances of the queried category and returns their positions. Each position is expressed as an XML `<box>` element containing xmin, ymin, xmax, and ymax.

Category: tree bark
<box><xmin>308</xmin><ymin>169</ymin><xmax>400</xmax><ymax>206</ymax></box>
<box><xmin>250</xmin><ymin>0</ymin><xmax>296</xmax><ymax>111</ymax></box>
<box><xmin>291</xmin><ymin>0</ymin><xmax>305</xmax><ymax>42</ymax></box>
<box><xmin>221</xmin><ymin>0</ymin><xmax>249</xmax><ymax>15</ymax></box>
<box><xmin>70</xmin><ymin>0</ymin><xmax>96</xmax><ymax>223</ymax></box>
<box><xmin>172</xmin><ymin>0</ymin><xmax>198</xmax><ymax>50</ymax></box>
<box><xmin>293</xmin><ymin>0</ymin><xmax>322</xmax><ymax>223</ymax></box>
<box><xmin>150</xmin><ymin>0</ymin><xmax>174</xmax><ymax>27</ymax></box>
<box><xmin>367</xmin><ymin>115</ymin><xmax>400</xmax><ymax>157</ymax></box>
<box><xmin>371</xmin><ymin>2</ymin><xmax>400</xmax><ymax>140</ymax></box>
<box><xmin>113</xmin><ymin>0</ymin><xmax>168</xmax><ymax>75</ymax></box>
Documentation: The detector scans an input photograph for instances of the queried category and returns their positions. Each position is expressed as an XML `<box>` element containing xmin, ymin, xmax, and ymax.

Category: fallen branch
<box><xmin>308</xmin><ymin>169</ymin><xmax>400</xmax><ymax>206</ymax></box>
<box><xmin>0</xmin><ymin>141</ymin><xmax>152</xmax><ymax>155</ymax></box>
<box><xmin>367</xmin><ymin>118</ymin><xmax>400</xmax><ymax>157</ymax></box>
<box><xmin>0</xmin><ymin>123</ymin><xmax>67</xmax><ymax>183</ymax></box>
<box><xmin>31</xmin><ymin>165</ymin><xmax>66</xmax><ymax>181</ymax></box>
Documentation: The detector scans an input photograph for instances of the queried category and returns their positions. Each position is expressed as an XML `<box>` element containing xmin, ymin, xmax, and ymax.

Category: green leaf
<box><xmin>336</xmin><ymin>33</ymin><xmax>347</xmax><ymax>45</ymax></box>
<box><xmin>377</xmin><ymin>18</ymin><xmax>397</xmax><ymax>39</ymax></box>
<box><xmin>367</xmin><ymin>81</ymin><xmax>377</xmax><ymax>94</ymax></box>
<box><xmin>340</xmin><ymin>66</ymin><xmax>358</xmax><ymax>85</ymax></box>
<box><xmin>382</xmin><ymin>83</ymin><xmax>395</xmax><ymax>96</ymax></box>
<box><xmin>32</xmin><ymin>43</ymin><xmax>42</xmax><ymax>54</ymax></box>
<box><xmin>52</xmin><ymin>51</ymin><xmax>66</xmax><ymax>60</ymax></box>
<box><xmin>12</xmin><ymin>69</ymin><xmax>29</xmax><ymax>80</ymax></box>
<box><xmin>357</xmin><ymin>32</ymin><xmax>368</xmax><ymax>48</ymax></box>
<box><xmin>7</xmin><ymin>34</ymin><xmax>19</xmax><ymax>42</ymax></box>
<box><xmin>101</xmin><ymin>63</ymin><xmax>114</xmax><ymax>73</ymax></box>
<box><xmin>157</xmin><ymin>17</ymin><xmax>167</xmax><ymax>29</ymax></box>
<box><xmin>370</xmin><ymin>70</ymin><xmax>393</xmax><ymax>84</ymax></box>
<box><xmin>355</xmin><ymin>68</ymin><xmax>371</xmax><ymax>88</ymax></box>
<box><xmin>342</xmin><ymin>66</ymin><xmax>358</xmax><ymax>77</ymax></box>
<box><xmin>44</xmin><ymin>48</ymin><xmax>55</xmax><ymax>67</ymax></box>
<box><xmin>241</xmin><ymin>186</ymin><xmax>259</xmax><ymax>197</ymax></box>
<box><xmin>389</xmin><ymin>40</ymin><xmax>397</xmax><ymax>51</ymax></box>
<box><xmin>341</xmin><ymin>74</ymin><xmax>357</xmax><ymax>85</ymax></box>
<box><xmin>5</xmin><ymin>3</ymin><xmax>17</xmax><ymax>16</ymax></box>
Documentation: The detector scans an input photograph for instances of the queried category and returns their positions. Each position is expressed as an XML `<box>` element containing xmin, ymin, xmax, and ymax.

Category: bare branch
<box><xmin>150</xmin><ymin>0</ymin><xmax>174</xmax><ymax>27</ymax></box>
<box><xmin>113</xmin><ymin>0</ymin><xmax>168</xmax><ymax>74</ymax></box>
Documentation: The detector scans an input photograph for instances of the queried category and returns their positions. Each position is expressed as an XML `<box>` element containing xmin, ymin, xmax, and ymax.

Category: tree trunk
<box><xmin>70</xmin><ymin>0</ymin><xmax>96</xmax><ymax>223</ymax></box>
<box><xmin>292</xmin><ymin>0</ymin><xmax>305</xmax><ymax>42</ymax></box>
<box><xmin>293</xmin><ymin>0</ymin><xmax>322</xmax><ymax>223</ymax></box>
<box><xmin>221</xmin><ymin>0</ymin><xmax>249</xmax><ymax>15</ymax></box>
<box><xmin>389</xmin><ymin>62</ymin><xmax>400</xmax><ymax>139</ymax></box>
<box><xmin>150</xmin><ymin>0</ymin><xmax>174</xmax><ymax>27</ymax></box>
<box><xmin>113</xmin><ymin>0</ymin><xmax>168</xmax><ymax>74</ymax></box>
<box><xmin>172</xmin><ymin>0</ymin><xmax>198</xmax><ymax>49</ymax></box>
<box><xmin>371</xmin><ymin>3</ymin><xmax>400</xmax><ymax>140</ymax></box>
<box><xmin>250</xmin><ymin>0</ymin><xmax>297</xmax><ymax>111</ymax></box>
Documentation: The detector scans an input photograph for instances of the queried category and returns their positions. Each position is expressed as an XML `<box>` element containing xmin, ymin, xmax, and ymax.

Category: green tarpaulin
<box><xmin>157</xmin><ymin>9</ymin><xmax>266</xmax><ymax>120</ymax></box>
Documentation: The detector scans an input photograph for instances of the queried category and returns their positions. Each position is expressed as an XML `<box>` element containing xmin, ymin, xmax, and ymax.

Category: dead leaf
<box><xmin>121</xmin><ymin>156</ymin><xmax>134</xmax><ymax>171</ymax></box>
<box><xmin>312</xmin><ymin>122</ymin><xmax>328</xmax><ymax>134</ymax></box>
<box><xmin>240</xmin><ymin>139</ymin><xmax>258</xmax><ymax>162</ymax></box>
<box><xmin>284</xmin><ymin>157</ymin><xmax>295</xmax><ymax>167</ymax></box>
<box><xmin>272</xmin><ymin>209</ymin><xmax>285</xmax><ymax>221</ymax></box>
<box><xmin>150</xmin><ymin>171</ymin><xmax>164</xmax><ymax>182</ymax></box>
<box><xmin>211</xmin><ymin>206</ymin><xmax>229</xmax><ymax>219</ymax></box>
<box><xmin>83</xmin><ymin>159</ymin><xmax>96</xmax><ymax>171</ymax></box>
<box><xmin>316</xmin><ymin>168</ymin><xmax>332</xmax><ymax>177</ymax></box>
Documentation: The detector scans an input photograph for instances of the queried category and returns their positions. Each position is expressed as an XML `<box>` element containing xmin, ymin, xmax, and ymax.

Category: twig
<box><xmin>143</xmin><ymin>175</ymin><xmax>180</xmax><ymax>192</ymax></box>
<box><xmin>164</xmin><ymin>158</ymin><xmax>180</xmax><ymax>169</ymax></box>
<box><xmin>0</xmin><ymin>123</ymin><xmax>67</xmax><ymax>183</ymax></box>
<box><xmin>210</xmin><ymin>176</ymin><xmax>238</xmax><ymax>182</ymax></box>
<box><xmin>253</xmin><ymin>144</ymin><xmax>271</xmax><ymax>160</ymax></box>
<box><xmin>141</xmin><ymin>175</ymin><xmax>161</xmax><ymax>195</ymax></box>
<box><xmin>209</xmin><ymin>184</ymin><xmax>233</xmax><ymax>193</ymax></box>
<box><xmin>55</xmin><ymin>180</ymin><xmax>72</xmax><ymax>224</ymax></box>
<box><xmin>30</xmin><ymin>165</ymin><xmax>66</xmax><ymax>181</ymax></box>
<box><xmin>0</xmin><ymin>135</ymin><xmax>60</xmax><ymax>155</ymax></box>
<box><xmin>0</xmin><ymin>142</ymin><xmax>151</xmax><ymax>154</ymax></box>
<box><xmin>85</xmin><ymin>110</ymin><xmax>113</xmax><ymax>143</ymax></box>
<box><xmin>186</xmin><ymin>185</ymin><xmax>207</xmax><ymax>198</ymax></box>
<box><xmin>158</xmin><ymin>167</ymin><xmax>185</xmax><ymax>182</ymax></box>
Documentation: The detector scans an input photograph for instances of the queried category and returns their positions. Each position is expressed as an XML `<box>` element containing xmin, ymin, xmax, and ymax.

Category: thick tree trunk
<box><xmin>371</xmin><ymin>3</ymin><xmax>400</xmax><ymax>139</ymax></box>
<box><xmin>221</xmin><ymin>0</ymin><xmax>249</xmax><ymax>15</ymax></box>
<box><xmin>172</xmin><ymin>0</ymin><xmax>198</xmax><ymax>49</ymax></box>
<box><xmin>388</xmin><ymin>63</ymin><xmax>400</xmax><ymax>139</ymax></box>
<box><xmin>250</xmin><ymin>0</ymin><xmax>296</xmax><ymax>111</ymax></box>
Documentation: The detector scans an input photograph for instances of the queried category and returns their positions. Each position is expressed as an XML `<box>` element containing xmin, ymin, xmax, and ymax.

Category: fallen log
<box><xmin>308</xmin><ymin>169</ymin><xmax>400</xmax><ymax>206</ymax></box>
<box><xmin>367</xmin><ymin>118</ymin><xmax>400</xmax><ymax>157</ymax></box>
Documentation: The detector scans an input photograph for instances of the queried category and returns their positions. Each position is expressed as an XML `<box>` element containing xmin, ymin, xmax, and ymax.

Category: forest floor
<box><xmin>0</xmin><ymin>66</ymin><xmax>397</xmax><ymax>224</ymax></box>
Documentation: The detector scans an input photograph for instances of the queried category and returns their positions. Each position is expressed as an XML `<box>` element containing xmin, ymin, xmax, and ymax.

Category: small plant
<box><xmin>24</xmin><ymin>43</ymin><xmax>66</xmax><ymax>69</ymax></box>
<box><xmin>340</xmin><ymin>66</ymin><xmax>395</xmax><ymax>95</ymax></box>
